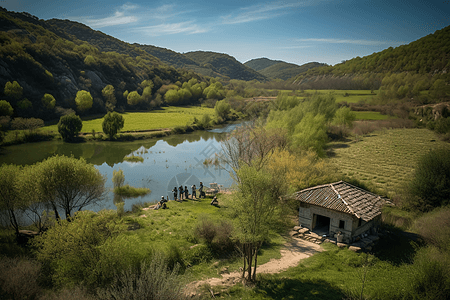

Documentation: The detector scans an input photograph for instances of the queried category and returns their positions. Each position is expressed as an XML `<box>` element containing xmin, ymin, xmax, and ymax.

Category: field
<box><xmin>328</xmin><ymin>128</ymin><xmax>450</xmax><ymax>197</ymax></box>
<box><xmin>41</xmin><ymin>106</ymin><xmax>215</xmax><ymax>133</ymax></box>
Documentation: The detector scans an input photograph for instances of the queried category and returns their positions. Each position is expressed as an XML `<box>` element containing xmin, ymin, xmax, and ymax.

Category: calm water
<box><xmin>0</xmin><ymin>123</ymin><xmax>242</xmax><ymax>212</ymax></box>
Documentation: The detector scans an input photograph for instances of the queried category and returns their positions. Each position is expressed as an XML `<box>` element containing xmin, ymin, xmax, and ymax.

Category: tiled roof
<box><xmin>293</xmin><ymin>181</ymin><xmax>387</xmax><ymax>221</ymax></box>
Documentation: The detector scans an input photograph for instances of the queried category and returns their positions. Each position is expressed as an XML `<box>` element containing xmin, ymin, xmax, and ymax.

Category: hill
<box><xmin>0</xmin><ymin>8</ymin><xmax>203</xmax><ymax>120</ymax></box>
<box><xmin>244</xmin><ymin>57</ymin><xmax>282</xmax><ymax>71</ymax></box>
<box><xmin>184</xmin><ymin>51</ymin><xmax>267</xmax><ymax>81</ymax></box>
<box><xmin>245</xmin><ymin>58</ymin><xmax>327</xmax><ymax>80</ymax></box>
<box><xmin>290</xmin><ymin>25</ymin><xmax>450</xmax><ymax>95</ymax></box>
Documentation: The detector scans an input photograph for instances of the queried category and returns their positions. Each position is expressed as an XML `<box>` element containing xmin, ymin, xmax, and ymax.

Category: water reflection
<box><xmin>0</xmin><ymin>123</ymin><xmax>240</xmax><ymax>212</ymax></box>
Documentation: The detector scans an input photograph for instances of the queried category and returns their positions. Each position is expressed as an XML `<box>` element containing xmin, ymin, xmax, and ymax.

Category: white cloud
<box><xmin>137</xmin><ymin>21</ymin><xmax>210</xmax><ymax>36</ymax></box>
<box><xmin>79</xmin><ymin>3</ymin><xmax>139</xmax><ymax>28</ymax></box>
<box><xmin>221</xmin><ymin>1</ymin><xmax>320</xmax><ymax>25</ymax></box>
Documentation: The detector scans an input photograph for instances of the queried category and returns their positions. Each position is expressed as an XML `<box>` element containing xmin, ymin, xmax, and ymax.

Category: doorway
<box><xmin>313</xmin><ymin>214</ymin><xmax>330</xmax><ymax>236</ymax></box>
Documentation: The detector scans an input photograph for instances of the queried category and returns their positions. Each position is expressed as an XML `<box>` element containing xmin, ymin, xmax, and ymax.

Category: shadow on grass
<box><xmin>230</xmin><ymin>276</ymin><xmax>346</xmax><ymax>300</ymax></box>
<box><xmin>371</xmin><ymin>225</ymin><xmax>422</xmax><ymax>265</ymax></box>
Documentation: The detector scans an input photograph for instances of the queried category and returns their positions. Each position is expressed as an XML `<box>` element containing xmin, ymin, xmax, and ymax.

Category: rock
<box><xmin>337</xmin><ymin>242</ymin><xmax>347</xmax><ymax>248</ymax></box>
<box><xmin>349</xmin><ymin>246</ymin><xmax>362</xmax><ymax>252</ymax></box>
<box><xmin>365</xmin><ymin>246</ymin><xmax>372</xmax><ymax>251</ymax></box>
<box><xmin>219</xmin><ymin>266</ymin><xmax>230</xmax><ymax>274</ymax></box>
<box><xmin>299</xmin><ymin>228</ymin><xmax>310</xmax><ymax>234</ymax></box>
<box><xmin>368</xmin><ymin>235</ymin><xmax>379</xmax><ymax>242</ymax></box>
<box><xmin>309</xmin><ymin>232</ymin><xmax>320</xmax><ymax>239</ymax></box>
<box><xmin>289</xmin><ymin>230</ymin><xmax>298</xmax><ymax>237</ymax></box>
<box><xmin>293</xmin><ymin>226</ymin><xmax>302</xmax><ymax>231</ymax></box>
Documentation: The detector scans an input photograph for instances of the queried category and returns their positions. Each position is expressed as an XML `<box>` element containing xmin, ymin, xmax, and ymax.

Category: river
<box><xmin>0</xmin><ymin>123</ymin><xmax>242</xmax><ymax>212</ymax></box>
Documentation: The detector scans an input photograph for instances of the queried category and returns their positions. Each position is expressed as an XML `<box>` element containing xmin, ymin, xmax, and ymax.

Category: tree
<box><xmin>41</xmin><ymin>93</ymin><xmax>56</xmax><ymax>109</ymax></box>
<box><xmin>58</xmin><ymin>113</ymin><xmax>82</xmax><ymax>142</ymax></box>
<box><xmin>215</xmin><ymin>99</ymin><xmax>231</xmax><ymax>120</ymax></box>
<box><xmin>0</xmin><ymin>164</ymin><xmax>26</xmax><ymax>237</ymax></box>
<box><xmin>102</xmin><ymin>111</ymin><xmax>124</xmax><ymax>139</ymax></box>
<box><xmin>409</xmin><ymin>148</ymin><xmax>450</xmax><ymax>211</ymax></box>
<box><xmin>4</xmin><ymin>81</ymin><xmax>23</xmax><ymax>100</ymax></box>
<box><xmin>35</xmin><ymin>155</ymin><xmax>106</xmax><ymax>219</ymax></box>
<box><xmin>127</xmin><ymin>91</ymin><xmax>141</xmax><ymax>106</ymax></box>
<box><xmin>75</xmin><ymin>90</ymin><xmax>93</xmax><ymax>111</ymax></box>
<box><xmin>102</xmin><ymin>85</ymin><xmax>116</xmax><ymax>111</ymax></box>
<box><xmin>230</xmin><ymin>164</ymin><xmax>286</xmax><ymax>282</ymax></box>
<box><xmin>334</xmin><ymin>106</ymin><xmax>356</xmax><ymax>128</ymax></box>
<box><xmin>112</xmin><ymin>169</ymin><xmax>125</xmax><ymax>188</ymax></box>
<box><xmin>0</xmin><ymin>100</ymin><xmax>14</xmax><ymax>116</ymax></box>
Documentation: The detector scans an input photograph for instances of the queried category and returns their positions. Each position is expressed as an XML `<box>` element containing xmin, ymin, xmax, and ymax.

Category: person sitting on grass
<box><xmin>210</xmin><ymin>196</ymin><xmax>218</xmax><ymax>206</ymax></box>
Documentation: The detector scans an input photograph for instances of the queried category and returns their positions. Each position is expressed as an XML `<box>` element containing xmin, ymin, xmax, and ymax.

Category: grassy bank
<box><xmin>41</xmin><ymin>106</ymin><xmax>216</xmax><ymax>133</ymax></box>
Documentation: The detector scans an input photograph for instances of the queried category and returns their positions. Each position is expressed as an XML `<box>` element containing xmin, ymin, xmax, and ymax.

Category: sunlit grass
<box><xmin>114</xmin><ymin>185</ymin><xmax>150</xmax><ymax>197</ymax></box>
<box><xmin>41</xmin><ymin>106</ymin><xmax>215</xmax><ymax>133</ymax></box>
<box><xmin>329</xmin><ymin>128</ymin><xmax>450</xmax><ymax>197</ymax></box>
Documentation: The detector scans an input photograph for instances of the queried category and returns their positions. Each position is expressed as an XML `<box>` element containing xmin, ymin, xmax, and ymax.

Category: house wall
<box><xmin>299</xmin><ymin>204</ymin><xmax>354</xmax><ymax>242</ymax></box>
<box><xmin>352</xmin><ymin>215</ymin><xmax>382</xmax><ymax>237</ymax></box>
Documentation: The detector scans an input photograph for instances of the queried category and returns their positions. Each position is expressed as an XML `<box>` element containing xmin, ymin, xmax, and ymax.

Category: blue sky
<box><xmin>2</xmin><ymin>0</ymin><xmax>449</xmax><ymax>66</ymax></box>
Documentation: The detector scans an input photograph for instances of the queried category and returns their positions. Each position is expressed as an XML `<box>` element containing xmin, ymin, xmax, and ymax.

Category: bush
<box><xmin>412</xmin><ymin>207</ymin><xmax>450</xmax><ymax>251</ymax></box>
<box><xmin>0</xmin><ymin>256</ymin><xmax>41</xmax><ymax>300</ymax></box>
<box><xmin>102</xmin><ymin>111</ymin><xmax>124</xmax><ymax>139</ymax></box>
<box><xmin>408</xmin><ymin>148</ymin><xmax>450</xmax><ymax>211</ymax></box>
<box><xmin>194</xmin><ymin>217</ymin><xmax>216</xmax><ymax>245</ymax></box>
<box><xmin>57</xmin><ymin>113</ymin><xmax>82</xmax><ymax>141</ymax></box>
<box><xmin>97</xmin><ymin>254</ymin><xmax>185</xmax><ymax>300</ymax></box>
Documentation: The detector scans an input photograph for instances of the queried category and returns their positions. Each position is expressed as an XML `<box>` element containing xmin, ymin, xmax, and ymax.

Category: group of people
<box><xmin>172</xmin><ymin>182</ymin><xmax>204</xmax><ymax>201</ymax></box>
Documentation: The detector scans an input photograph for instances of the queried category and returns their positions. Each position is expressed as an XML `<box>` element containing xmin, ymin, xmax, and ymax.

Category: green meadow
<box><xmin>328</xmin><ymin>128</ymin><xmax>450</xmax><ymax>197</ymax></box>
<box><xmin>41</xmin><ymin>106</ymin><xmax>215</xmax><ymax>133</ymax></box>
<box><xmin>353</xmin><ymin>111</ymin><xmax>395</xmax><ymax>120</ymax></box>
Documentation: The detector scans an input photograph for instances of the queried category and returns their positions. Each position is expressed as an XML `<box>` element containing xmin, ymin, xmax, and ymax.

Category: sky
<box><xmin>1</xmin><ymin>0</ymin><xmax>449</xmax><ymax>66</ymax></box>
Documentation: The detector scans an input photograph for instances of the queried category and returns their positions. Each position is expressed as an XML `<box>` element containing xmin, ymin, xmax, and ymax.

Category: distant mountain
<box><xmin>184</xmin><ymin>51</ymin><xmax>267</xmax><ymax>81</ymax></box>
<box><xmin>245</xmin><ymin>58</ymin><xmax>327</xmax><ymax>80</ymax></box>
<box><xmin>244</xmin><ymin>58</ymin><xmax>282</xmax><ymax>71</ymax></box>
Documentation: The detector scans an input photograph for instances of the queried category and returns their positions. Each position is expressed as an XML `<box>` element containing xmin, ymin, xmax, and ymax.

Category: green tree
<box><xmin>57</xmin><ymin>113</ymin><xmax>82</xmax><ymax>142</ymax></box>
<box><xmin>215</xmin><ymin>99</ymin><xmax>231</xmax><ymax>120</ymax></box>
<box><xmin>32</xmin><ymin>210</ymin><xmax>125</xmax><ymax>288</ymax></box>
<box><xmin>4</xmin><ymin>81</ymin><xmax>23</xmax><ymax>100</ymax></box>
<box><xmin>102</xmin><ymin>85</ymin><xmax>116</xmax><ymax>111</ymax></box>
<box><xmin>75</xmin><ymin>90</ymin><xmax>93</xmax><ymax>111</ymax></box>
<box><xmin>230</xmin><ymin>164</ymin><xmax>286</xmax><ymax>282</ymax></box>
<box><xmin>35</xmin><ymin>155</ymin><xmax>106</xmax><ymax>219</ymax></box>
<box><xmin>333</xmin><ymin>106</ymin><xmax>356</xmax><ymax>128</ymax></box>
<box><xmin>0</xmin><ymin>100</ymin><xmax>14</xmax><ymax>116</ymax></box>
<box><xmin>292</xmin><ymin>113</ymin><xmax>328</xmax><ymax>156</ymax></box>
<box><xmin>127</xmin><ymin>91</ymin><xmax>141</xmax><ymax>106</ymax></box>
<box><xmin>164</xmin><ymin>89</ymin><xmax>180</xmax><ymax>104</ymax></box>
<box><xmin>102</xmin><ymin>111</ymin><xmax>124</xmax><ymax>139</ymax></box>
<box><xmin>41</xmin><ymin>93</ymin><xmax>56</xmax><ymax>109</ymax></box>
<box><xmin>409</xmin><ymin>148</ymin><xmax>450</xmax><ymax>211</ymax></box>
<box><xmin>0</xmin><ymin>164</ymin><xmax>26</xmax><ymax>237</ymax></box>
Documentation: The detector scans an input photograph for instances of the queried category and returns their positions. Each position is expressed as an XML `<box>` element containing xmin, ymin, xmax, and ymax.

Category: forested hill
<box><xmin>0</xmin><ymin>8</ymin><xmax>208</xmax><ymax>120</ymax></box>
<box><xmin>184</xmin><ymin>51</ymin><xmax>267</xmax><ymax>81</ymax></box>
<box><xmin>245</xmin><ymin>58</ymin><xmax>327</xmax><ymax>80</ymax></box>
<box><xmin>291</xmin><ymin>25</ymin><xmax>450</xmax><ymax>91</ymax></box>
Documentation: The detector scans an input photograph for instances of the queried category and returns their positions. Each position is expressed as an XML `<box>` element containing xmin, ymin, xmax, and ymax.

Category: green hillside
<box><xmin>184</xmin><ymin>51</ymin><xmax>267</xmax><ymax>81</ymax></box>
<box><xmin>0</xmin><ymin>8</ymin><xmax>203</xmax><ymax>120</ymax></box>
<box><xmin>291</xmin><ymin>25</ymin><xmax>450</xmax><ymax>95</ymax></box>
<box><xmin>244</xmin><ymin>57</ymin><xmax>282</xmax><ymax>71</ymax></box>
<box><xmin>262</xmin><ymin>61</ymin><xmax>327</xmax><ymax>80</ymax></box>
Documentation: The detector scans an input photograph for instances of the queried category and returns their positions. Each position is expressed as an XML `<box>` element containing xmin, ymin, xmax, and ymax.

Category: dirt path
<box><xmin>184</xmin><ymin>237</ymin><xmax>323</xmax><ymax>295</ymax></box>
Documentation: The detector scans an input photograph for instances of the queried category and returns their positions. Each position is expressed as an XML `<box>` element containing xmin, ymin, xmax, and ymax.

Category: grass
<box><xmin>328</xmin><ymin>128</ymin><xmax>450</xmax><ymax>197</ymax></box>
<box><xmin>41</xmin><ymin>106</ymin><xmax>215</xmax><ymax>133</ymax></box>
<box><xmin>114</xmin><ymin>185</ymin><xmax>151</xmax><ymax>197</ymax></box>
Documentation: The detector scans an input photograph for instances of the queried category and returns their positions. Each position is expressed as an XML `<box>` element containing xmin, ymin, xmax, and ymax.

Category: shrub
<box><xmin>0</xmin><ymin>256</ymin><xmax>41</xmax><ymax>300</ymax></box>
<box><xmin>112</xmin><ymin>169</ymin><xmax>125</xmax><ymax>188</ymax></box>
<box><xmin>102</xmin><ymin>111</ymin><xmax>124</xmax><ymax>139</ymax></box>
<box><xmin>57</xmin><ymin>113</ymin><xmax>82</xmax><ymax>141</ymax></box>
<box><xmin>412</xmin><ymin>207</ymin><xmax>450</xmax><ymax>251</ymax></box>
<box><xmin>408</xmin><ymin>148</ymin><xmax>450</xmax><ymax>211</ymax></box>
<box><xmin>194</xmin><ymin>217</ymin><xmax>216</xmax><ymax>245</ymax></box>
<box><xmin>97</xmin><ymin>254</ymin><xmax>185</xmax><ymax>300</ymax></box>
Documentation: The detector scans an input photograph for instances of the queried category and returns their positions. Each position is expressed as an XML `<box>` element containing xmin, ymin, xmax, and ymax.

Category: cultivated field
<box><xmin>42</xmin><ymin>106</ymin><xmax>215</xmax><ymax>133</ymax></box>
<box><xmin>328</xmin><ymin>128</ymin><xmax>450</xmax><ymax>197</ymax></box>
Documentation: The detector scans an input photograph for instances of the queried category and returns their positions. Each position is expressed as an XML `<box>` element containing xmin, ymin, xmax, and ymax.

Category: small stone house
<box><xmin>293</xmin><ymin>181</ymin><xmax>388</xmax><ymax>243</ymax></box>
